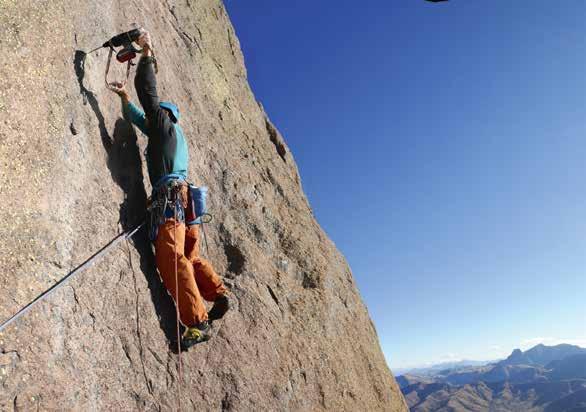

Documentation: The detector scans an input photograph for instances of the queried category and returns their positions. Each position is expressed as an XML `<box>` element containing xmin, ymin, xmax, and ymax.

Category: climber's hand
<box><xmin>108</xmin><ymin>82</ymin><xmax>130</xmax><ymax>101</ymax></box>
<box><xmin>137</xmin><ymin>30</ymin><xmax>152</xmax><ymax>53</ymax></box>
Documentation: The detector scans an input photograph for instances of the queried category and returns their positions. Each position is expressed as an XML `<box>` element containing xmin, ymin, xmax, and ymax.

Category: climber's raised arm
<box><xmin>135</xmin><ymin>32</ymin><xmax>158</xmax><ymax>115</ymax></box>
<box><xmin>134</xmin><ymin>31</ymin><xmax>173</xmax><ymax>137</ymax></box>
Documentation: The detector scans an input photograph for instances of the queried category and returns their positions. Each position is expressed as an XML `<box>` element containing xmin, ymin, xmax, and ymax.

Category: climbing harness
<box><xmin>148</xmin><ymin>178</ymin><xmax>188</xmax><ymax>241</ymax></box>
<box><xmin>147</xmin><ymin>176</ymin><xmax>212</xmax><ymax>241</ymax></box>
<box><xmin>0</xmin><ymin>223</ymin><xmax>144</xmax><ymax>334</ymax></box>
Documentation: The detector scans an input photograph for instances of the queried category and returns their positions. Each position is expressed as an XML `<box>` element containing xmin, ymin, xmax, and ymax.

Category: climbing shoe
<box><xmin>181</xmin><ymin>321</ymin><xmax>211</xmax><ymax>349</ymax></box>
<box><xmin>208</xmin><ymin>294</ymin><xmax>230</xmax><ymax>322</ymax></box>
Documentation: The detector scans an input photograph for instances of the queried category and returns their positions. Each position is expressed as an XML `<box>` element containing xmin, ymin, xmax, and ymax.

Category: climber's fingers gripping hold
<box><xmin>137</xmin><ymin>30</ymin><xmax>152</xmax><ymax>52</ymax></box>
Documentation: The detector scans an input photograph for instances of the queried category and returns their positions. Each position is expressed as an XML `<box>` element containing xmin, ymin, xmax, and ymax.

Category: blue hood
<box><xmin>160</xmin><ymin>101</ymin><xmax>180</xmax><ymax>123</ymax></box>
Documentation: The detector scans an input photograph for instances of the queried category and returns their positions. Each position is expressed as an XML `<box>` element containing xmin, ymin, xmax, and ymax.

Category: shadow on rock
<box><xmin>73</xmin><ymin>50</ymin><xmax>111</xmax><ymax>148</ymax></box>
<box><xmin>110</xmin><ymin>119</ymin><xmax>179</xmax><ymax>347</ymax></box>
<box><xmin>73</xmin><ymin>50</ymin><xmax>178</xmax><ymax>344</ymax></box>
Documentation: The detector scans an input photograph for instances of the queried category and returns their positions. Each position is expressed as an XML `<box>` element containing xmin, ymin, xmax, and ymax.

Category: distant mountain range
<box><xmin>395</xmin><ymin>360</ymin><xmax>494</xmax><ymax>377</ymax></box>
<box><xmin>398</xmin><ymin>344</ymin><xmax>586</xmax><ymax>411</ymax></box>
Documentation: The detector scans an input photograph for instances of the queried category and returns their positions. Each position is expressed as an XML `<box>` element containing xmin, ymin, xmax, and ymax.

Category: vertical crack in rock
<box><xmin>264</xmin><ymin>167</ymin><xmax>285</xmax><ymax>197</ymax></box>
<box><xmin>165</xmin><ymin>355</ymin><xmax>177</xmax><ymax>389</ymax></box>
<box><xmin>184</xmin><ymin>30</ymin><xmax>202</xmax><ymax>53</ymax></box>
<box><xmin>127</xmin><ymin>242</ymin><xmax>155</xmax><ymax>397</ymax></box>
<box><xmin>265</xmin><ymin>119</ymin><xmax>287</xmax><ymax>163</ymax></box>
<box><xmin>267</xmin><ymin>285</ymin><xmax>279</xmax><ymax>307</ymax></box>
<box><xmin>88</xmin><ymin>312</ymin><xmax>96</xmax><ymax>331</ymax></box>
<box><xmin>70</xmin><ymin>286</ymin><xmax>80</xmax><ymax>311</ymax></box>
<box><xmin>319</xmin><ymin>385</ymin><xmax>326</xmax><ymax>408</ymax></box>
<box><xmin>69</xmin><ymin>121</ymin><xmax>78</xmax><ymax>135</ymax></box>
<box><xmin>166</xmin><ymin>1</ymin><xmax>179</xmax><ymax>22</ymax></box>
<box><xmin>221</xmin><ymin>394</ymin><xmax>232</xmax><ymax>411</ymax></box>
<box><xmin>148</xmin><ymin>348</ymin><xmax>164</xmax><ymax>366</ymax></box>
<box><xmin>122</xmin><ymin>343</ymin><xmax>133</xmax><ymax>366</ymax></box>
<box><xmin>164</xmin><ymin>0</ymin><xmax>201</xmax><ymax>53</ymax></box>
<box><xmin>227</xmin><ymin>27</ymin><xmax>236</xmax><ymax>57</ymax></box>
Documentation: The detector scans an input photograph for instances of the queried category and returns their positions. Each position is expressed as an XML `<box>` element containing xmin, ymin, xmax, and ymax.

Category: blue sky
<box><xmin>225</xmin><ymin>0</ymin><xmax>586</xmax><ymax>369</ymax></box>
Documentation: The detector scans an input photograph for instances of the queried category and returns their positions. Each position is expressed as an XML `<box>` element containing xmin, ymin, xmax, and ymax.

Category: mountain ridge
<box><xmin>500</xmin><ymin>343</ymin><xmax>586</xmax><ymax>367</ymax></box>
<box><xmin>399</xmin><ymin>344</ymin><xmax>586</xmax><ymax>411</ymax></box>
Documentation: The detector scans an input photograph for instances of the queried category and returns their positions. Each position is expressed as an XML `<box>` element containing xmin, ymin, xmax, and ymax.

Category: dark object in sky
<box><xmin>426</xmin><ymin>0</ymin><xmax>449</xmax><ymax>2</ymax></box>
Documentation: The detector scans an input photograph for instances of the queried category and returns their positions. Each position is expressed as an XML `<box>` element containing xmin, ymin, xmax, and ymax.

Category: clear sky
<box><xmin>224</xmin><ymin>0</ymin><xmax>586</xmax><ymax>369</ymax></box>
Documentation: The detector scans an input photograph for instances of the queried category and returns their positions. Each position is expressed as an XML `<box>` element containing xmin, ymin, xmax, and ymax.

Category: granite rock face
<box><xmin>0</xmin><ymin>0</ymin><xmax>406</xmax><ymax>410</ymax></box>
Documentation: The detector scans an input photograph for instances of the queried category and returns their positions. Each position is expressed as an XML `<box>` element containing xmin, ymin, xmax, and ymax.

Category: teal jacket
<box><xmin>122</xmin><ymin>100</ymin><xmax>189</xmax><ymax>186</ymax></box>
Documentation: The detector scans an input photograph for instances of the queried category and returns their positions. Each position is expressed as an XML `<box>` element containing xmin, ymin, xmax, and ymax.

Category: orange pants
<box><xmin>155</xmin><ymin>219</ymin><xmax>226</xmax><ymax>326</ymax></box>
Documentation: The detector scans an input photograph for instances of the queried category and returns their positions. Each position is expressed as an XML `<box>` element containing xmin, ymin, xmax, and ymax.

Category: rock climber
<box><xmin>108</xmin><ymin>30</ymin><xmax>229</xmax><ymax>348</ymax></box>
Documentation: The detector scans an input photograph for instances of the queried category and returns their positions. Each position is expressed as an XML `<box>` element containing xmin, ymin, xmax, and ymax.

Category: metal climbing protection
<box><xmin>0</xmin><ymin>223</ymin><xmax>145</xmax><ymax>334</ymax></box>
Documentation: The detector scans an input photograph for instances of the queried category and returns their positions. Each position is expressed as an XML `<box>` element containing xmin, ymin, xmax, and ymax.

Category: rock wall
<box><xmin>0</xmin><ymin>0</ymin><xmax>406</xmax><ymax>410</ymax></box>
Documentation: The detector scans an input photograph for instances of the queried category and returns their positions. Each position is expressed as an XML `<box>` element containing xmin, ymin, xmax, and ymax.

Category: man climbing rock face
<box><xmin>109</xmin><ymin>30</ymin><xmax>229</xmax><ymax>348</ymax></box>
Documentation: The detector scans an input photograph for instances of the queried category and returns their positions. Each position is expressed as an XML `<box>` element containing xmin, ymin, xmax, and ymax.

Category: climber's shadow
<box><xmin>73</xmin><ymin>50</ymin><xmax>178</xmax><ymax>345</ymax></box>
<box><xmin>110</xmin><ymin>120</ymin><xmax>179</xmax><ymax>347</ymax></box>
